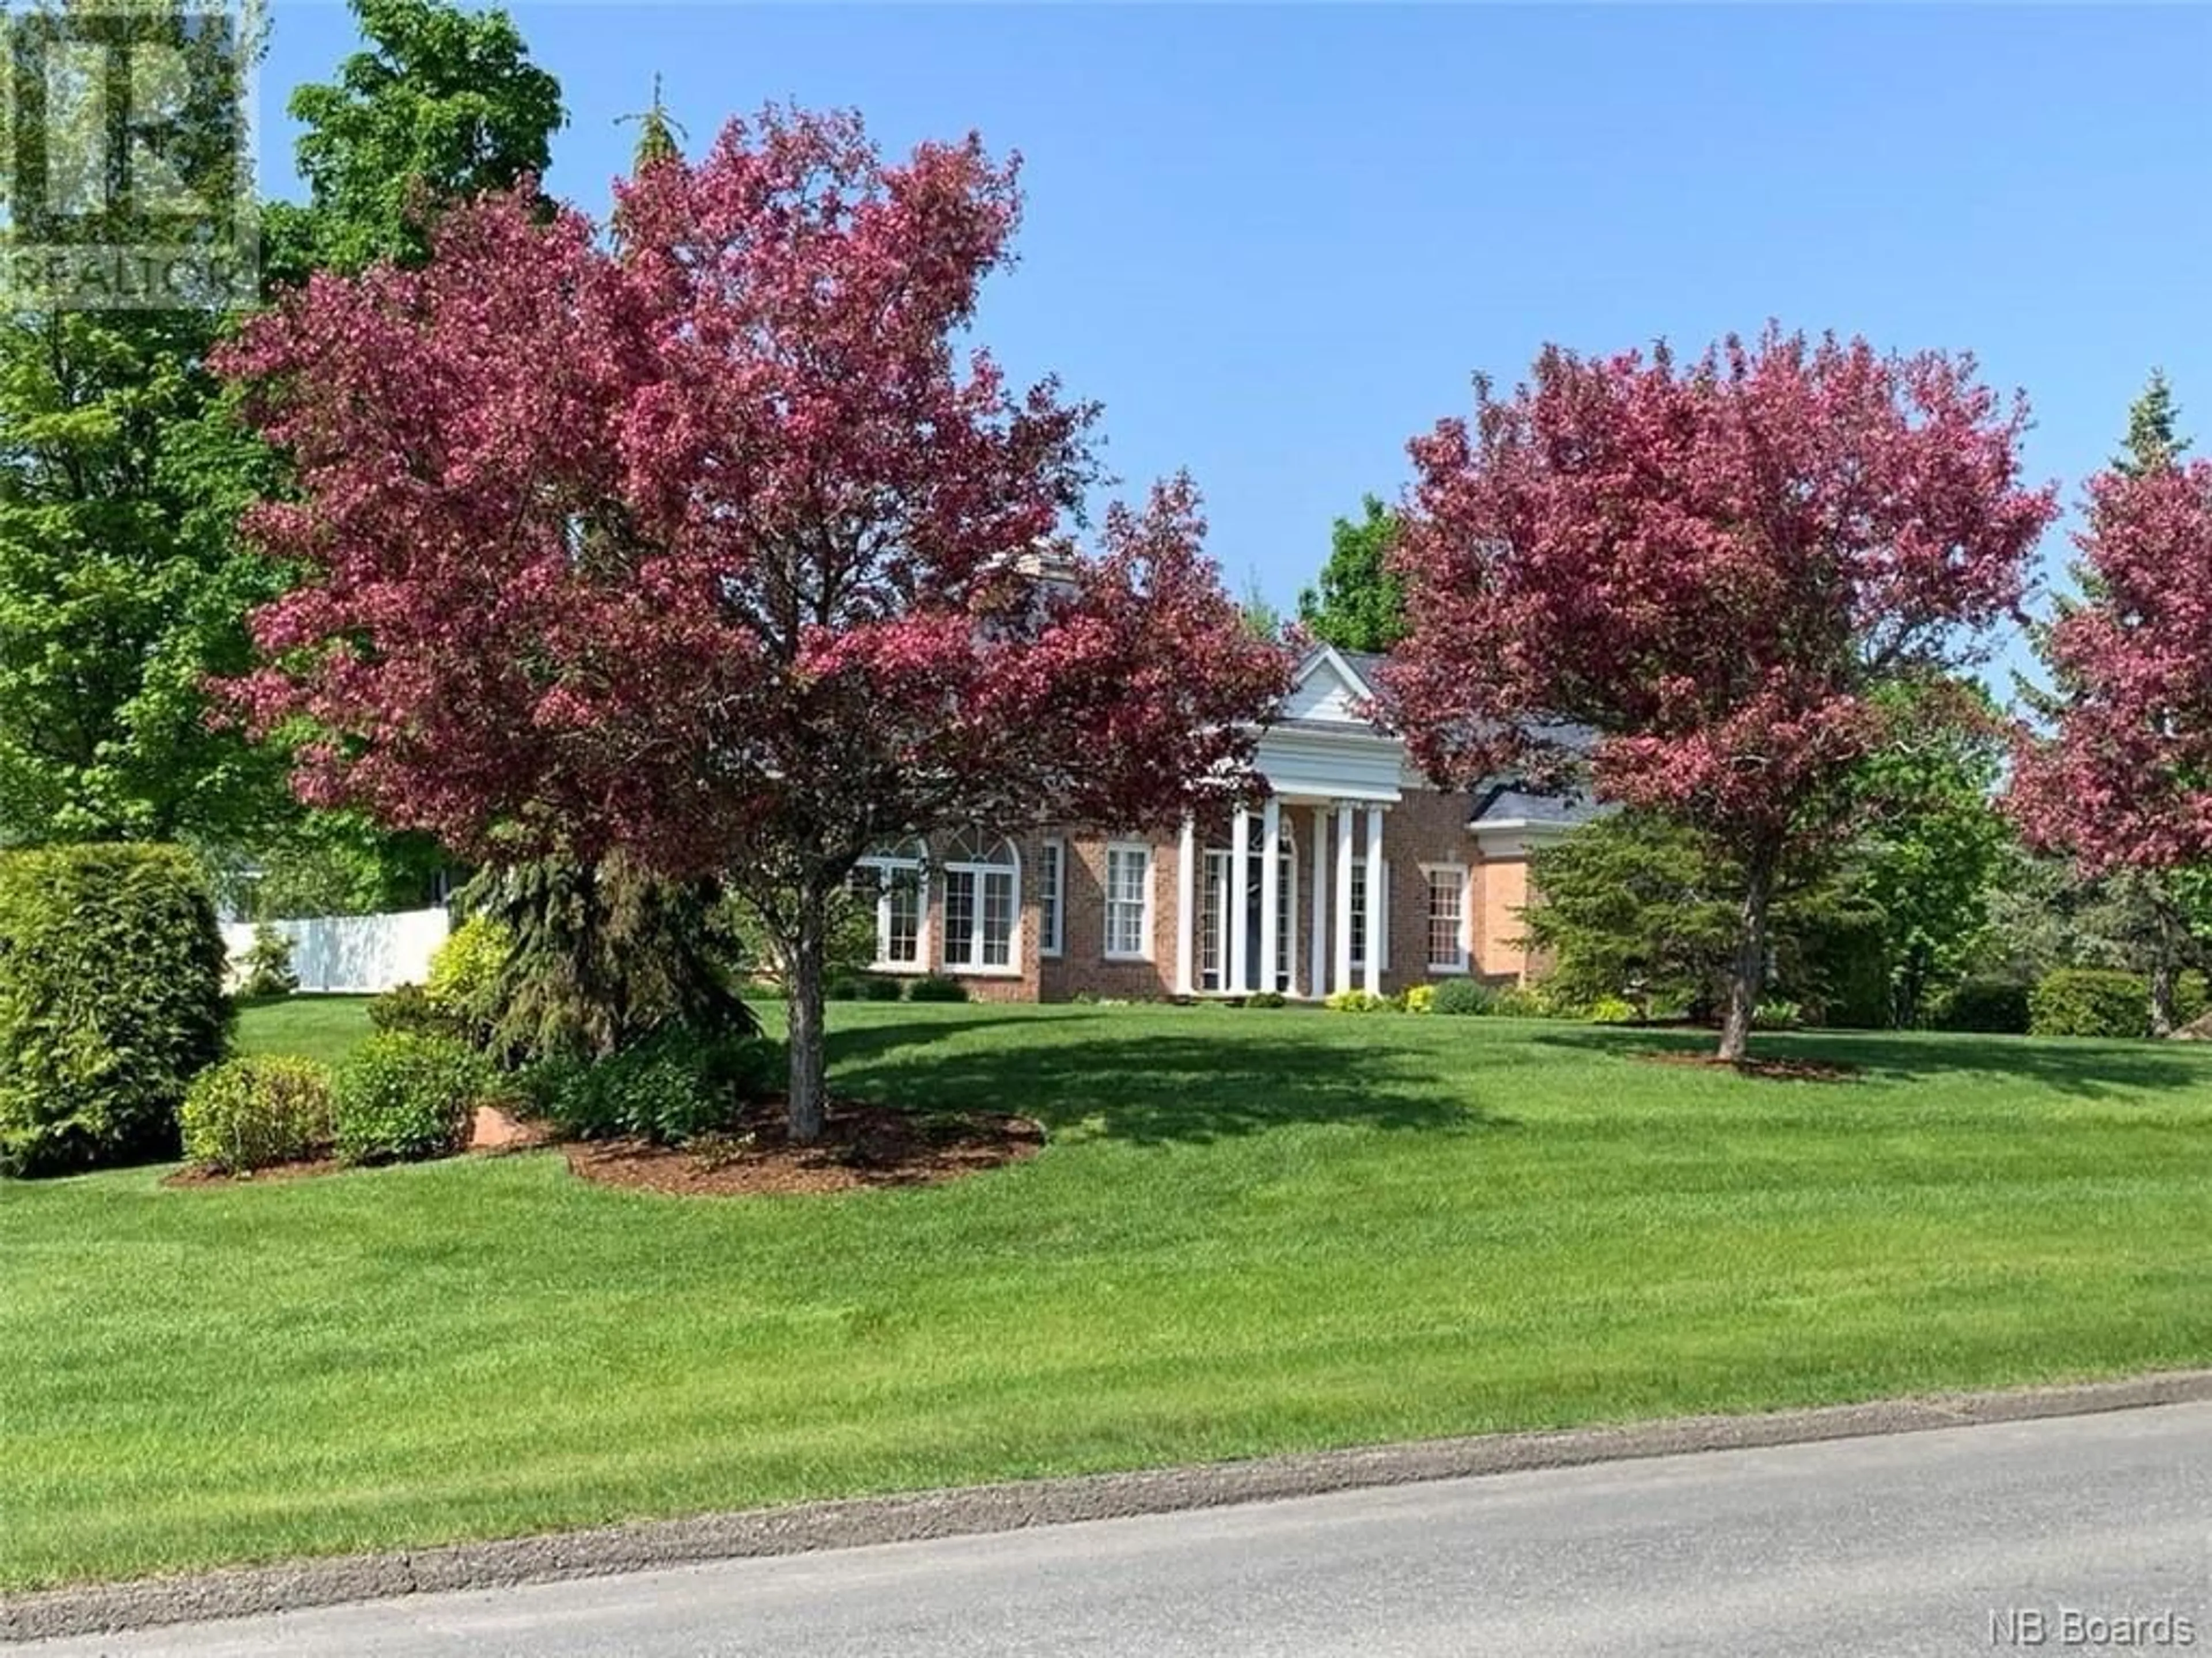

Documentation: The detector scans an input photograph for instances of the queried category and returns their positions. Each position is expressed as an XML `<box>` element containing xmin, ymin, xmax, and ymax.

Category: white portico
<box><xmin>1172</xmin><ymin>646</ymin><xmax>1406</xmax><ymax>1001</ymax></box>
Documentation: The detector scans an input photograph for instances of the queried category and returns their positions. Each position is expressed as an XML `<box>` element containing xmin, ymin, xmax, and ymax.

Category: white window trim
<box><xmin>1349</xmin><ymin>858</ymin><xmax>1392</xmax><ymax>973</ymax></box>
<box><xmin>1421</xmin><ymin>862</ymin><xmax>1471</xmax><ymax>974</ymax></box>
<box><xmin>1039</xmin><ymin>837</ymin><xmax>1065</xmax><ymax>959</ymax></box>
<box><xmin>856</xmin><ymin>848</ymin><xmax>929</xmax><ymax>974</ymax></box>
<box><xmin>941</xmin><ymin>840</ymin><xmax>1023</xmax><ymax>977</ymax></box>
<box><xmin>1103</xmin><ymin>841</ymin><xmax>1155</xmax><ymax>962</ymax></box>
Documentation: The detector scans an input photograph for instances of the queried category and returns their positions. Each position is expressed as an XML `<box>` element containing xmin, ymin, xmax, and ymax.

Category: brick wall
<box><xmin>901</xmin><ymin>796</ymin><xmax>1540</xmax><ymax>1004</ymax></box>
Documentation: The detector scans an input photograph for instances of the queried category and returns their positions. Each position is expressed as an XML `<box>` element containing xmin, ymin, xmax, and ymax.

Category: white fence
<box><xmin>223</xmin><ymin>907</ymin><xmax>451</xmax><ymax>995</ymax></box>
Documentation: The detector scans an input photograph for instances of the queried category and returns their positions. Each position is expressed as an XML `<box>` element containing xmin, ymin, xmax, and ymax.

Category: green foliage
<box><xmin>1838</xmin><ymin>679</ymin><xmax>2012</xmax><ymax>1027</ymax></box>
<box><xmin>1491</xmin><ymin>985</ymin><xmax>1552</xmax><ymax>1019</ymax></box>
<box><xmin>1927</xmin><ymin>976</ymin><xmax>2033</xmax><ymax>1035</ymax></box>
<box><xmin>1237</xmin><ymin>568</ymin><xmax>1284</xmax><ymax>641</ymax></box>
<box><xmin>2177</xmin><ymin>973</ymin><xmax>2210</xmax><ymax>1029</ymax></box>
<box><xmin>331</xmin><ymin>1032</ymin><xmax>493</xmax><ymax>1164</ymax></box>
<box><xmin>238</xmin><ymin>926</ymin><xmax>299</xmax><ymax>1000</ymax></box>
<box><xmin>906</xmin><ymin>976</ymin><xmax>972</xmax><ymax>1004</ymax></box>
<box><xmin>365</xmin><ymin>982</ymin><xmax>457</xmax><ymax>1039</ymax></box>
<box><xmin>423</xmin><ymin>914</ymin><xmax>510</xmax><ymax>1042</ymax></box>
<box><xmin>2029</xmin><ymin>970</ymin><xmax>2150</xmax><ymax>1041</ymax></box>
<box><xmin>1324</xmin><ymin>990</ymin><xmax>1393</xmax><ymax>1014</ymax></box>
<box><xmin>0</xmin><ymin>845</ymin><xmax>231</xmax><ymax>1176</ymax></box>
<box><xmin>0</xmin><ymin>6</ymin><xmax>282</xmax><ymax>849</ymax></box>
<box><xmin>181</xmin><ymin>1057</ymin><xmax>335</xmax><ymax>1173</ymax></box>
<box><xmin>0</xmin><ymin>316</ymin><xmax>292</xmax><ymax>848</ymax></box>
<box><xmin>264</xmin><ymin>0</ymin><xmax>567</xmax><ymax>283</ymax></box>
<box><xmin>1430</xmin><ymin>977</ymin><xmax>1496</xmax><ymax>1016</ymax></box>
<box><xmin>199</xmin><ymin>813</ymin><xmax>447</xmax><ymax>923</ymax></box>
<box><xmin>2115</xmin><ymin>369</ymin><xmax>2189</xmax><ymax>479</ymax></box>
<box><xmin>1296</xmin><ymin>496</ymin><xmax>1406</xmax><ymax>653</ymax></box>
<box><xmin>730</xmin><ymin>883</ymin><xmax>877</xmax><ymax>990</ymax></box>
<box><xmin>1586</xmin><ymin>995</ymin><xmax>1639</xmax><ymax>1025</ymax></box>
<box><xmin>457</xmin><ymin>856</ymin><xmax>758</xmax><ymax>1064</ymax></box>
<box><xmin>1752</xmin><ymin>999</ymin><xmax>1805</xmax><ymax>1031</ymax></box>
<box><xmin>528</xmin><ymin>1031</ymin><xmax>783</xmax><ymax>1146</ymax></box>
<box><xmin>1244</xmin><ymin>991</ymin><xmax>1289</xmax><ymax>1009</ymax></box>
<box><xmin>1525</xmin><ymin>811</ymin><xmax>1743</xmax><ymax>1018</ymax></box>
<box><xmin>827</xmin><ymin>972</ymin><xmax>906</xmax><ymax>1003</ymax></box>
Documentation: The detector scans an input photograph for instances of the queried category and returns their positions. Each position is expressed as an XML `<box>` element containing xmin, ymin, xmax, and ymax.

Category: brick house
<box><xmin>851</xmin><ymin>645</ymin><xmax>1588</xmax><ymax>1003</ymax></box>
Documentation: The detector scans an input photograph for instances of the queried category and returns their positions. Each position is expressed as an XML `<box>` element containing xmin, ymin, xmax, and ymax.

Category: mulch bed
<box><xmin>563</xmin><ymin>1100</ymin><xmax>1046</xmax><ymax>1197</ymax></box>
<box><xmin>163</xmin><ymin>1157</ymin><xmax>349</xmax><ymax>1188</ymax></box>
<box><xmin>163</xmin><ymin>1102</ymin><xmax>1040</xmax><ymax>1196</ymax></box>
<box><xmin>1631</xmin><ymin>1050</ymin><xmax>1861</xmax><ymax>1083</ymax></box>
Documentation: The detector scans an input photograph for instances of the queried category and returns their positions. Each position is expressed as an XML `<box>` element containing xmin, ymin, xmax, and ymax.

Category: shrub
<box><xmin>1324</xmin><ymin>990</ymin><xmax>1392</xmax><ymax>1014</ymax></box>
<box><xmin>423</xmin><ymin>915</ymin><xmax>510</xmax><ymax>1044</ymax></box>
<box><xmin>366</xmin><ymin>981</ymin><xmax>460</xmax><ymax>1038</ymax></box>
<box><xmin>1928</xmin><ymin>976</ymin><xmax>2031</xmax><ymax>1035</ymax></box>
<box><xmin>1752</xmin><ymin>999</ymin><xmax>1804</xmax><ymax>1031</ymax></box>
<box><xmin>1490</xmin><ymin>985</ymin><xmax>1551</xmax><ymax>1019</ymax></box>
<box><xmin>2029</xmin><ymin>969</ymin><xmax>2149</xmax><ymax>1040</ymax></box>
<box><xmin>1245</xmin><ymin>991</ymin><xmax>1288</xmax><ymax>1009</ymax></box>
<box><xmin>0</xmin><ymin>844</ymin><xmax>231</xmax><ymax>1177</ymax></box>
<box><xmin>906</xmin><ymin>975</ymin><xmax>971</xmax><ymax>1003</ymax></box>
<box><xmin>531</xmin><ymin>1030</ymin><xmax>784</xmax><ymax>1145</ymax></box>
<box><xmin>237</xmin><ymin>925</ymin><xmax>298</xmax><ymax>999</ymax></box>
<box><xmin>1430</xmin><ymin>978</ymin><xmax>1495</xmax><ymax>1017</ymax></box>
<box><xmin>332</xmin><ymin>1033</ymin><xmax>495</xmax><ymax>1164</ymax></box>
<box><xmin>2175</xmin><ymin>972</ymin><xmax>2209</xmax><ymax>1029</ymax></box>
<box><xmin>181</xmin><ymin>1057</ymin><xmax>335</xmax><ymax>1173</ymax></box>
<box><xmin>1587</xmin><ymin>995</ymin><xmax>1639</xmax><ymax>1025</ymax></box>
<box><xmin>1401</xmin><ymin>985</ymin><xmax>1435</xmax><ymax>1015</ymax></box>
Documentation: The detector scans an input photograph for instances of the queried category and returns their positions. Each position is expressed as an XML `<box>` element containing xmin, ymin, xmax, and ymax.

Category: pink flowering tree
<box><xmin>219</xmin><ymin>107</ymin><xmax>1290</xmax><ymax>1138</ymax></box>
<box><xmin>2009</xmin><ymin>461</ymin><xmax>2212</xmax><ymax>1026</ymax></box>
<box><xmin>1381</xmin><ymin>329</ymin><xmax>2056</xmax><ymax>1060</ymax></box>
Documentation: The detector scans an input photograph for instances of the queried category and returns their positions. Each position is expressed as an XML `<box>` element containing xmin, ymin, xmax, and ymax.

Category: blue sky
<box><xmin>262</xmin><ymin>4</ymin><xmax>2212</xmax><ymax>691</ymax></box>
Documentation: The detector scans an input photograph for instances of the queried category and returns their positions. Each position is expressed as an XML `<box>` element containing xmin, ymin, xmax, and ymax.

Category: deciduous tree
<box><xmin>1296</xmin><ymin>496</ymin><xmax>1404</xmax><ymax>654</ymax></box>
<box><xmin>1383</xmin><ymin>328</ymin><xmax>2055</xmax><ymax>1060</ymax></box>
<box><xmin>220</xmin><ymin>108</ymin><xmax>1289</xmax><ymax>1137</ymax></box>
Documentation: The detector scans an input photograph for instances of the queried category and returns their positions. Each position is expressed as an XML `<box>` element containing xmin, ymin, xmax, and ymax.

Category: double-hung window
<box><xmin>1039</xmin><ymin>839</ymin><xmax>1065</xmax><ymax>957</ymax></box>
<box><xmin>1104</xmin><ymin>843</ymin><xmax>1153</xmax><ymax>959</ymax></box>
<box><xmin>1425</xmin><ymin>864</ymin><xmax>1469</xmax><ymax>972</ymax></box>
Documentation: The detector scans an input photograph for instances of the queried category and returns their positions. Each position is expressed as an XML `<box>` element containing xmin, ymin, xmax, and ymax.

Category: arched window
<box><xmin>853</xmin><ymin>837</ymin><xmax>927</xmax><ymax>969</ymax></box>
<box><xmin>941</xmin><ymin>830</ymin><xmax>1020</xmax><ymax>972</ymax></box>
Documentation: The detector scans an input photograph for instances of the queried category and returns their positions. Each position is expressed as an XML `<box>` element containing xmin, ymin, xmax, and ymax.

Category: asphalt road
<box><xmin>20</xmin><ymin>1403</ymin><xmax>2212</xmax><ymax>1657</ymax></box>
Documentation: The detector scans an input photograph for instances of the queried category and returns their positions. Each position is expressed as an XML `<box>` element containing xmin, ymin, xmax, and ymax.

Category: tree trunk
<box><xmin>2150</xmin><ymin>948</ymin><xmax>2178</xmax><ymax>1040</ymax></box>
<box><xmin>785</xmin><ymin>883</ymin><xmax>830</xmax><ymax>1144</ymax></box>
<box><xmin>1717</xmin><ymin>853</ymin><xmax>1777</xmax><ymax>1064</ymax></box>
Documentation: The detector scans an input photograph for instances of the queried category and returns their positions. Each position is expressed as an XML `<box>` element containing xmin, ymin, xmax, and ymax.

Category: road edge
<box><xmin>9</xmin><ymin>1367</ymin><xmax>2212</xmax><ymax>1645</ymax></box>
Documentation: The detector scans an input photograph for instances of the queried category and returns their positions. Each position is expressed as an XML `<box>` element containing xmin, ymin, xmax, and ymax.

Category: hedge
<box><xmin>2028</xmin><ymin>969</ymin><xmax>2148</xmax><ymax>1040</ymax></box>
<box><xmin>0</xmin><ymin>844</ymin><xmax>230</xmax><ymax>1177</ymax></box>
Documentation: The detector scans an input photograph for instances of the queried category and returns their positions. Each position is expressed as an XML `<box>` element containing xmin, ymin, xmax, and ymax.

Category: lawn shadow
<box><xmin>1531</xmin><ymin>1023</ymin><xmax>2212</xmax><ymax>1101</ymax></box>
<box><xmin>828</xmin><ymin>1019</ymin><xmax>1508</xmax><ymax>1145</ymax></box>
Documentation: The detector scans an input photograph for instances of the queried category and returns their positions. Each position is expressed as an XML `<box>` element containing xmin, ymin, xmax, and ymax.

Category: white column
<box><xmin>1364</xmin><ymin>806</ymin><xmax>1385</xmax><ymax>998</ymax></box>
<box><xmin>1333</xmin><ymin>802</ymin><xmax>1354</xmax><ymax>995</ymax></box>
<box><xmin>1228</xmin><ymin>807</ymin><xmax>1251</xmax><ymax>995</ymax></box>
<box><xmin>1307</xmin><ymin>806</ymin><xmax>1328</xmax><ymax>999</ymax></box>
<box><xmin>1175</xmin><ymin>818</ymin><xmax>1196</xmax><ymax>997</ymax></box>
<box><xmin>1258</xmin><ymin>798</ymin><xmax>1281</xmax><ymax>997</ymax></box>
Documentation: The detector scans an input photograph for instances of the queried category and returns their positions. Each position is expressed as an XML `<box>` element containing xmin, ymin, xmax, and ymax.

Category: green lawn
<box><xmin>5</xmin><ymin>1000</ymin><xmax>2210</xmax><ymax>1592</ymax></box>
